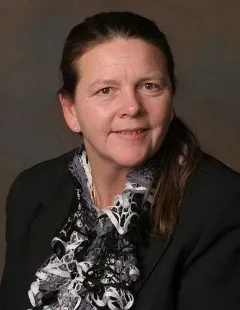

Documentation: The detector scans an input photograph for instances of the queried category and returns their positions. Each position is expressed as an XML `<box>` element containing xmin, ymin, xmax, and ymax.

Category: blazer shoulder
<box><xmin>7</xmin><ymin>148</ymin><xmax>77</xmax><ymax>208</ymax></box>
<box><xmin>196</xmin><ymin>153</ymin><xmax>240</xmax><ymax>193</ymax></box>
<box><xmin>182</xmin><ymin>152</ymin><xmax>240</xmax><ymax>225</ymax></box>
<box><xmin>15</xmin><ymin>148</ymin><xmax>78</xmax><ymax>184</ymax></box>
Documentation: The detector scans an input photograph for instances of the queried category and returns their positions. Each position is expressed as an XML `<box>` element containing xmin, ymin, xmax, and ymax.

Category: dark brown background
<box><xmin>0</xmin><ymin>0</ymin><xmax>239</xmax><ymax>276</ymax></box>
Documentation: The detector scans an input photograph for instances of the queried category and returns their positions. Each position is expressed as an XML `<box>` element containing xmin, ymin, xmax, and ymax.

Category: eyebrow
<box><xmin>89</xmin><ymin>79</ymin><xmax>121</xmax><ymax>89</ymax></box>
<box><xmin>136</xmin><ymin>75</ymin><xmax>167</xmax><ymax>84</ymax></box>
<box><xmin>88</xmin><ymin>74</ymin><xmax>167</xmax><ymax>89</ymax></box>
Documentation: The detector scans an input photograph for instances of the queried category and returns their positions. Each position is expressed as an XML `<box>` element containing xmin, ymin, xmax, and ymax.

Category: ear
<box><xmin>170</xmin><ymin>107</ymin><xmax>175</xmax><ymax>122</ymax></box>
<box><xmin>59</xmin><ymin>93</ymin><xmax>81</xmax><ymax>133</ymax></box>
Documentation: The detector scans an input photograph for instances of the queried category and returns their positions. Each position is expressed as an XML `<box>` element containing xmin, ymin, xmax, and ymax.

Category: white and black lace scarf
<box><xmin>28</xmin><ymin>146</ymin><xmax>155</xmax><ymax>310</ymax></box>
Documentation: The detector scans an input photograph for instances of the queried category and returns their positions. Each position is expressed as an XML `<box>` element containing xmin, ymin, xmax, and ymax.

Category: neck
<box><xmin>93</xmin><ymin>174</ymin><xmax>126</xmax><ymax>208</ymax></box>
<box><xmin>86</xmin><ymin>153</ymin><xmax>132</xmax><ymax>209</ymax></box>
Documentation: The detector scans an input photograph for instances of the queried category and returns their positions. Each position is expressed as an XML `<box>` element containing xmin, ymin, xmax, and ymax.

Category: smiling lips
<box><xmin>112</xmin><ymin>128</ymin><xmax>148</xmax><ymax>140</ymax></box>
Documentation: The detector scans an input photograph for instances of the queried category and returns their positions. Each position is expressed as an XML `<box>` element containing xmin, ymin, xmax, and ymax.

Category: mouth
<box><xmin>112</xmin><ymin>128</ymin><xmax>148</xmax><ymax>140</ymax></box>
<box><xmin>114</xmin><ymin>128</ymin><xmax>147</xmax><ymax>134</ymax></box>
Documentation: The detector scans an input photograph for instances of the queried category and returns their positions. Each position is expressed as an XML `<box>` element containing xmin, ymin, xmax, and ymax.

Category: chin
<box><xmin>112</xmin><ymin>150</ymin><xmax>152</xmax><ymax>169</ymax></box>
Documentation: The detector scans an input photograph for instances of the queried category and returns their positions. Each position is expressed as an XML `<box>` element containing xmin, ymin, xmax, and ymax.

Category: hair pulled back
<box><xmin>59</xmin><ymin>11</ymin><xmax>176</xmax><ymax>98</ymax></box>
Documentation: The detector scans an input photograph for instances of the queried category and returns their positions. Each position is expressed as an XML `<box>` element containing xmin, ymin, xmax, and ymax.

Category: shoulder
<box><xmin>13</xmin><ymin>149</ymin><xmax>76</xmax><ymax>186</ymax></box>
<box><xmin>7</xmin><ymin>148</ymin><xmax>77</xmax><ymax>212</ymax></box>
<box><xmin>181</xmin><ymin>152</ymin><xmax>240</xmax><ymax>234</ymax></box>
<box><xmin>12</xmin><ymin>148</ymin><xmax>78</xmax><ymax>187</ymax></box>
<box><xmin>190</xmin><ymin>152</ymin><xmax>240</xmax><ymax>201</ymax></box>
<box><xmin>197</xmin><ymin>152</ymin><xmax>239</xmax><ymax>185</ymax></box>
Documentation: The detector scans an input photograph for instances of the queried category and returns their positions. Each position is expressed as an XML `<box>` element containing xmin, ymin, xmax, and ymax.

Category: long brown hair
<box><xmin>149</xmin><ymin>116</ymin><xmax>201</xmax><ymax>238</ymax></box>
<box><xmin>58</xmin><ymin>11</ymin><xmax>201</xmax><ymax>238</ymax></box>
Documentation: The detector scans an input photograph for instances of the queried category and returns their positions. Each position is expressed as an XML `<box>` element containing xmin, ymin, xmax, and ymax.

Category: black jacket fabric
<box><xmin>0</xmin><ymin>151</ymin><xmax>240</xmax><ymax>310</ymax></box>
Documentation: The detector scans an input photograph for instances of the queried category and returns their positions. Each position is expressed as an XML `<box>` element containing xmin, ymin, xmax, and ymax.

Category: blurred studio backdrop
<box><xmin>0</xmin><ymin>0</ymin><xmax>239</xmax><ymax>276</ymax></box>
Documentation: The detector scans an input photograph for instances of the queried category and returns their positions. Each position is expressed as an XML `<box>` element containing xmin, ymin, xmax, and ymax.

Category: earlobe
<box><xmin>59</xmin><ymin>94</ymin><xmax>81</xmax><ymax>132</ymax></box>
<box><xmin>170</xmin><ymin>108</ymin><xmax>175</xmax><ymax>122</ymax></box>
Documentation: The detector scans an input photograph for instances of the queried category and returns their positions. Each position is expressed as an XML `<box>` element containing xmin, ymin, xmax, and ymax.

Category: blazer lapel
<box><xmin>26</xmin><ymin>175</ymin><xmax>75</xmax><ymax>284</ymax></box>
<box><xmin>134</xmin><ymin>232</ymin><xmax>172</xmax><ymax>293</ymax></box>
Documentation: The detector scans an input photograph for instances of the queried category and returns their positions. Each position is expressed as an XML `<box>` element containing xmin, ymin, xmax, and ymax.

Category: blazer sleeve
<box><xmin>0</xmin><ymin>172</ymin><xmax>37</xmax><ymax>309</ymax></box>
<box><xmin>177</xmin><ymin>184</ymin><xmax>240</xmax><ymax>310</ymax></box>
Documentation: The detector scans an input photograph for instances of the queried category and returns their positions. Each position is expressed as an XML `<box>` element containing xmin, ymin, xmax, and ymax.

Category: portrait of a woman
<box><xmin>0</xmin><ymin>11</ymin><xmax>239</xmax><ymax>310</ymax></box>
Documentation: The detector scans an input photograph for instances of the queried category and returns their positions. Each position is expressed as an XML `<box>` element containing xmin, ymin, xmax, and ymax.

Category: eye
<box><xmin>142</xmin><ymin>83</ymin><xmax>159</xmax><ymax>90</ymax></box>
<box><xmin>97</xmin><ymin>87</ymin><xmax>112</xmax><ymax>95</ymax></box>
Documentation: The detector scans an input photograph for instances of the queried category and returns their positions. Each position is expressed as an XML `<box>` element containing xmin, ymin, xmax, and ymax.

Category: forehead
<box><xmin>75</xmin><ymin>38</ymin><xmax>168</xmax><ymax>81</ymax></box>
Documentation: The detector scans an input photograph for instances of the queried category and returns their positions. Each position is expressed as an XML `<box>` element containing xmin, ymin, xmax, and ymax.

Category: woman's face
<box><xmin>61</xmin><ymin>38</ymin><xmax>174</xmax><ymax>169</ymax></box>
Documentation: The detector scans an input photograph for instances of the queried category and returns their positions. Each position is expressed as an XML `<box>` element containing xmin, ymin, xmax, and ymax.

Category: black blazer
<box><xmin>0</xmin><ymin>151</ymin><xmax>240</xmax><ymax>310</ymax></box>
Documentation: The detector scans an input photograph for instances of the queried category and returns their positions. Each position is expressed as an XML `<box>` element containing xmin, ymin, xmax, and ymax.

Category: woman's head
<box><xmin>58</xmin><ymin>11</ymin><xmax>176</xmax><ymax>99</ymax></box>
<box><xmin>59</xmin><ymin>12</ymin><xmax>176</xmax><ymax>169</ymax></box>
<box><xmin>58</xmin><ymin>11</ymin><xmax>201</xmax><ymax>237</ymax></box>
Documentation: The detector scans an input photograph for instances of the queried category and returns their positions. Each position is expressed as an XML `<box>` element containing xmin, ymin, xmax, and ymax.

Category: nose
<box><xmin>117</xmin><ymin>91</ymin><xmax>144</xmax><ymax>118</ymax></box>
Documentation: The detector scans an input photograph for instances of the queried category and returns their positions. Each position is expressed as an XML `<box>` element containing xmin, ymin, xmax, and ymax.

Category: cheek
<box><xmin>150</xmin><ymin>101</ymin><xmax>173</xmax><ymax>126</ymax></box>
<box><xmin>75</xmin><ymin>104</ymin><xmax>113</xmax><ymax>133</ymax></box>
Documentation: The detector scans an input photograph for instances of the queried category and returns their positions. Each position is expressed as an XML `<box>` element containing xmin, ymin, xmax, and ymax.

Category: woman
<box><xmin>0</xmin><ymin>11</ymin><xmax>239</xmax><ymax>310</ymax></box>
